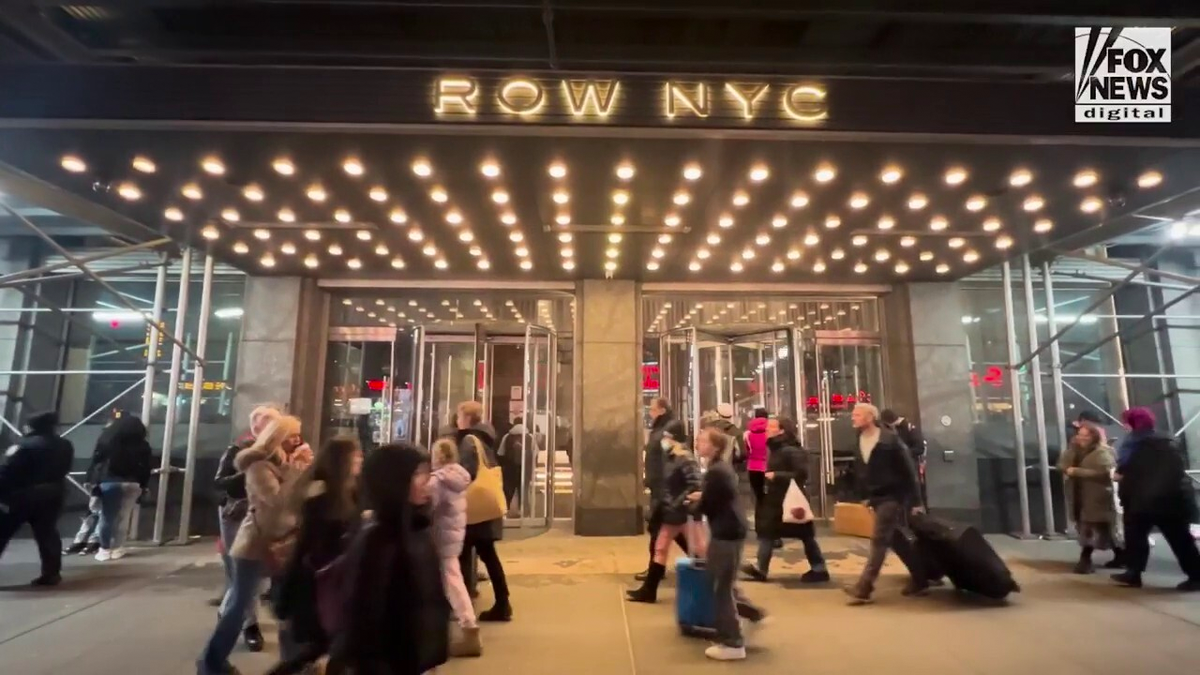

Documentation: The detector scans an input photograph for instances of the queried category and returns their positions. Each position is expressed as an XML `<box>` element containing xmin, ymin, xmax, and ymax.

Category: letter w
<box><xmin>563</xmin><ymin>80</ymin><xmax>620</xmax><ymax>116</ymax></box>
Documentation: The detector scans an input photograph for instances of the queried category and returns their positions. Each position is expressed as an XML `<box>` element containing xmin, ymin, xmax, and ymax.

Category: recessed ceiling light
<box><xmin>741</xmin><ymin>248</ymin><xmax>755</xmax><ymax>260</ymax></box>
<box><xmin>304</xmin><ymin>254</ymin><xmax>319</xmax><ymax>269</ymax></box>
<box><xmin>610</xmin><ymin>232</ymin><xmax>625</xmax><ymax>244</ymax></box>
<box><xmin>852</xmin><ymin>235</ymin><xmax>868</xmax><ymax>247</ymax></box>
<box><xmin>683</xmin><ymin>163</ymin><xmax>703</xmax><ymax>181</ymax></box>
<box><xmin>272</xmin><ymin>157</ymin><xmax>295</xmax><ymax>176</ymax></box>
<box><xmin>771</xmin><ymin>261</ymin><xmax>785</xmax><ymax>273</ymax></box>
<box><xmin>790</xmin><ymin>191</ymin><xmax>809</xmax><ymax>209</ymax></box>
<box><xmin>329</xmin><ymin>243</ymin><xmax>344</xmax><ymax>255</ymax></box>
<box><xmin>612</xmin><ymin>190</ymin><xmax>629</xmax><ymax>205</ymax></box>
<box><xmin>253</xmin><ymin>228</ymin><xmax>270</xmax><ymax>240</ymax></box>
<box><xmin>306</xmin><ymin>184</ymin><xmax>327</xmax><ymax>202</ymax></box>
<box><xmin>604</xmin><ymin>260</ymin><xmax>617</xmax><ymax>272</ymax></box>
<box><xmin>877</xmin><ymin>215</ymin><xmax>895</xmax><ymax>230</ymax></box>
<box><xmin>548</xmin><ymin>162</ymin><xmax>567</xmax><ymax>179</ymax></box>
<box><xmin>786</xmin><ymin>248</ymin><xmax>802</xmax><ymax>260</ymax></box>
<box><xmin>480</xmin><ymin>160</ymin><xmax>500</xmax><ymax>178</ymax></box>
<box><xmin>705</xmin><ymin>233</ymin><xmax>721</xmax><ymax>246</ymax></box>
<box><xmin>1009</xmin><ymin>169</ymin><xmax>1033</xmax><ymax>187</ymax></box>
<box><xmin>995</xmin><ymin>235</ymin><xmax>1014</xmax><ymax>249</ymax></box>
<box><xmin>551</xmin><ymin>189</ymin><xmax>570</xmax><ymax>205</ymax></box>
<box><xmin>849</xmin><ymin>192</ymin><xmax>870</xmax><ymax>209</ymax></box>
<box><xmin>445</xmin><ymin>210</ymin><xmax>464</xmax><ymax>225</ymax></box>
<box><xmin>1080</xmin><ymin>196</ymin><xmax>1103</xmax><ymax>214</ymax></box>
<box><xmin>718</xmin><ymin>214</ymin><xmax>734</xmax><ymax>228</ymax></box>
<box><xmin>232</xmin><ymin>241</ymin><xmax>249</xmax><ymax>254</ymax></box>
<box><xmin>1034</xmin><ymin>218</ymin><xmax>1054</xmax><ymax>233</ymax></box>
<box><xmin>164</xmin><ymin>207</ymin><xmax>184</xmax><ymax>222</ymax></box>
<box><xmin>804</xmin><ymin>232</ymin><xmax>820</xmax><ymax>246</ymax></box>
<box><xmin>673</xmin><ymin>191</ymin><xmax>691</xmax><ymax>206</ymax></box>
<box><xmin>813</xmin><ymin>260</ymin><xmax>827</xmax><ymax>273</ymax></box>
<box><xmin>391</xmin><ymin>257</ymin><xmax>406</xmax><ymax>269</ymax></box>
<box><xmin>520</xmin><ymin>259</ymin><xmax>534</xmax><ymax>271</ymax></box>
<box><xmin>60</xmin><ymin>155</ymin><xmax>87</xmax><ymax>173</ymax></box>
<box><xmin>616</xmin><ymin>162</ymin><xmax>636</xmax><ymax>180</ymax></box>
<box><xmin>347</xmin><ymin>258</ymin><xmax>363</xmax><ymax>270</ymax></box>
<box><xmin>430</xmin><ymin>187</ymin><xmax>448</xmax><ymax>203</ymax></box>
<box><xmin>919</xmin><ymin>250</ymin><xmax>934</xmax><ymax>261</ymax></box>
<box><xmin>422</xmin><ymin>243</ymin><xmax>436</xmax><ymax>256</ymax></box>
<box><xmin>731</xmin><ymin>191</ymin><xmax>750</xmax><ymax>207</ymax></box>
<box><xmin>930</xmin><ymin>215</ymin><xmax>948</xmax><ymax>231</ymax></box>
<box><xmin>730</xmin><ymin>261</ymin><xmax>744</xmax><ymax>272</ymax></box>
<box><xmin>1137</xmin><ymin>170</ymin><xmax>1163</xmax><ymax>188</ymax></box>
<box><xmin>515</xmin><ymin>246</ymin><xmax>530</xmax><ymax>257</ymax></box>
<box><xmin>907</xmin><ymin>193</ymin><xmax>928</xmax><ymax>210</ymax></box>
<box><xmin>610</xmin><ymin>214</ymin><xmax>625</xmax><ymax>226</ymax></box>
<box><xmin>458</xmin><ymin>230</ymin><xmax>475</xmax><ymax>243</ymax></box>
<box><xmin>1022</xmin><ymin>195</ymin><xmax>1045</xmax><ymax>212</ymax></box>
<box><xmin>304</xmin><ymin>229</ymin><xmax>320</xmax><ymax>241</ymax></box>
<box><xmin>982</xmin><ymin>217</ymin><xmax>1002</xmax><ymax>232</ymax></box>
<box><xmin>1073</xmin><ymin>170</ymin><xmax>1099</xmax><ymax>188</ymax></box>
<box><xmin>116</xmin><ymin>182</ymin><xmax>142</xmax><ymax>201</ymax></box>
<box><xmin>755</xmin><ymin>233</ymin><xmax>771</xmax><ymax>246</ymax></box>
<box><xmin>963</xmin><ymin>250</ymin><xmax>980</xmax><ymax>263</ymax></box>
<box><xmin>560</xmin><ymin>246</ymin><xmax>574</xmax><ymax>257</ymax></box>
<box><xmin>556</xmin><ymin>214</ymin><xmax>572</xmax><ymax>225</ymax></box>
<box><xmin>132</xmin><ymin>156</ymin><xmax>156</xmax><ymax>174</ymax></box>
<box><xmin>220</xmin><ymin>208</ymin><xmax>240</xmax><ymax>222</ymax></box>
<box><xmin>935</xmin><ymin>263</ymin><xmax>950</xmax><ymax>274</ymax></box>
<box><xmin>260</xmin><ymin>253</ymin><xmax>276</xmax><ymax>268</ymax></box>
<box><xmin>181</xmin><ymin>183</ymin><xmax>203</xmax><ymax>200</ymax></box>
<box><xmin>664</xmin><ymin>214</ymin><xmax>681</xmax><ymax>228</ymax></box>
<box><xmin>854</xmin><ymin>262</ymin><xmax>868</xmax><ymax>274</ymax></box>
<box><xmin>944</xmin><ymin>167</ymin><xmax>968</xmax><ymax>186</ymax></box>
<box><xmin>201</xmin><ymin>156</ymin><xmax>225</xmax><ymax>175</ymax></box>
<box><xmin>510</xmin><ymin>231</ymin><xmax>525</xmax><ymax>243</ymax></box>
<box><xmin>277</xmin><ymin>208</ymin><xmax>296</xmax><ymax>223</ymax></box>
<box><xmin>965</xmin><ymin>195</ymin><xmax>987</xmax><ymax>212</ymax></box>
<box><xmin>240</xmin><ymin>184</ymin><xmax>264</xmax><ymax>202</ymax></box>
<box><xmin>749</xmin><ymin>164</ymin><xmax>770</xmax><ymax>182</ymax></box>
<box><xmin>831</xmin><ymin>248</ymin><xmax>845</xmax><ymax>260</ymax></box>
<box><xmin>374</xmin><ymin>243</ymin><xmax>389</xmax><ymax>256</ymax></box>
<box><xmin>895</xmin><ymin>261</ymin><xmax>910</xmax><ymax>274</ymax></box>
<box><xmin>900</xmin><ymin>236</ymin><xmax>916</xmax><ymax>247</ymax></box>
<box><xmin>368</xmin><ymin>186</ymin><xmax>388</xmax><ymax>202</ymax></box>
<box><xmin>948</xmin><ymin>237</ymin><xmax>965</xmax><ymax>249</ymax></box>
<box><xmin>814</xmin><ymin>163</ymin><xmax>836</xmax><ymax>183</ymax></box>
<box><xmin>874</xmin><ymin>249</ymin><xmax>891</xmax><ymax>262</ymax></box>
<box><xmin>697</xmin><ymin>248</ymin><xmax>711</xmax><ymax>259</ymax></box>
<box><xmin>501</xmin><ymin>212</ymin><xmax>517</xmax><ymax>226</ymax></box>
<box><xmin>353</xmin><ymin>229</ymin><xmax>370</xmax><ymax>241</ymax></box>
<box><xmin>404</xmin><ymin>227</ymin><xmax>423</xmax><ymax>242</ymax></box>
<box><xmin>384</xmin><ymin>208</ymin><xmax>406</xmax><ymax>224</ymax></box>
<box><xmin>880</xmin><ymin>165</ymin><xmax>903</xmax><ymax>184</ymax></box>
<box><xmin>335</xmin><ymin>209</ymin><xmax>352</xmax><ymax>223</ymax></box>
<box><xmin>563</xmin><ymin>259</ymin><xmax>577</xmax><ymax>271</ymax></box>
<box><xmin>280</xmin><ymin>241</ymin><xmax>297</xmax><ymax>255</ymax></box>
<box><xmin>768</xmin><ymin>215</ymin><xmax>788</xmax><ymax>229</ymax></box>
<box><xmin>485</xmin><ymin>189</ymin><xmax>508</xmax><ymax>205</ymax></box>
<box><xmin>201</xmin><ymin>224</ymin><xmax>220</xmax><ymax>240</ymax></box>
<box><xmin>556</xmin><ymin>232</ymin><xmax>572</xmax><ymax>243</ymax></box>
<box><xmin>342</xmin><ymin>157</ymin><xmax>364</xmax><ymax>176</ymax></box>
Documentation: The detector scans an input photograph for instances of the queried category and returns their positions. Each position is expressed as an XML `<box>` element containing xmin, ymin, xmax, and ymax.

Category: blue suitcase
<box><xmin>675</xmin><ymin>556</ymin><xmax>716</xmax><ymax>637</ymax></box>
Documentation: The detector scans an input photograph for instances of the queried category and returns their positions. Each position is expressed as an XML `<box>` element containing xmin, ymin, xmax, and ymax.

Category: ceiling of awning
<box><xmin>0</xmin><ymin>127</ymin><xmax>1194</xmax><ymax>283</ymax></box>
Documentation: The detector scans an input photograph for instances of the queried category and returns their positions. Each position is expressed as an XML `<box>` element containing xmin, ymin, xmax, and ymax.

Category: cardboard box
<box><xmin>833</xmin><ymin>502</ymin><xmax>875</xmax><ymax>538</ymax></box>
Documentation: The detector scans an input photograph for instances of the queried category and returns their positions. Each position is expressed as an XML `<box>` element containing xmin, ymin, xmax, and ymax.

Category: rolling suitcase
<box><xmin>675</xmin><ymin>556</ymin><xmax>716</xmax><ymax>638</ymax></box>
<box><xmin>910</xmin><ymin>513</ymin><xmax>1020</xmax><ymax>599</ymax></box>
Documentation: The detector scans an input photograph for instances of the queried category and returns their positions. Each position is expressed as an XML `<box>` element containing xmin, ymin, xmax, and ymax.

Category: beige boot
<box><xmin>450</xmin><ymin>626</ymin><xmax>483</xmax><ymax>658</ymax></box>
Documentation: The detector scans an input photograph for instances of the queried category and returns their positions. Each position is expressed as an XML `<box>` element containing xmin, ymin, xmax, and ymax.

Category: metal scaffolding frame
<box><xmin>0</xmin><ymin>199</ymin><xmax>218</xmax><ymax>546</ymax></box>
<box><xmin>999</xmin><ymin>250</ymin><xmax>1200</xmax><ymax>539</ymax></box>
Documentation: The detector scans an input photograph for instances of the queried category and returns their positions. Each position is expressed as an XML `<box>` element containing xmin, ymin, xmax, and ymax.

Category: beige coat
<box><xmin>230</xmin><ymin>444</ymin><xmax>302</xmax><ymax>560</ymax></box>
<box><xmin>1058</xmin><ymin>442</ymin><xmax>1117</xmax><ymax>525</ymax></box>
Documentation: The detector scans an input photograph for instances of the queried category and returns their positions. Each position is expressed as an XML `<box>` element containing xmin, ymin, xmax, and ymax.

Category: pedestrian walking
<box><xmin>1058</xmin><ymin>421</ymin><xmax>1121</xmax><ymax>573</ymax></box>
<box><xmin>0</xmin><ymin>411</ymin><xmax>75</xmax><ymax>586</ymax></box>
<box><xmin>86</xmin><ymin>415</ymin><xmax>152</xmax><ymax>562</ymax></box>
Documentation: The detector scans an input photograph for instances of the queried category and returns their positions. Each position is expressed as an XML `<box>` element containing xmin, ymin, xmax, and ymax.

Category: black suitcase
<box><xmin>909</xmin><ymin>513</ymin><xmax>1020</xmax><ymax>599</ymax></box>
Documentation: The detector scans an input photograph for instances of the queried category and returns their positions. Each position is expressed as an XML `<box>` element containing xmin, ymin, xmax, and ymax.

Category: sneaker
<box><xmin>478</xmin><ymin>602</ymin><xmax>513</xmax><ymax>622</ymax></box>
<box><xmin>705</xmin><ymin>644</ymin><xmax>747</xmax><ymax>661</ymax></box>
<box><xmin>109</xmin><ymin>548</ymin><xmax>127</xmax><ymax>561</ymax></box>
<box><xmin>741</xmin><ymin>563</ymin><xmax>768</xmax><ymax>582</ymax></box>
<box><xmin>1111</xmin><ymin>572</ymin><xmax>1143</xmax><ymax>588</ymax></box>
<box><xmin>63</xmin><ymin>542</ymin><xmax>87</xmax><ymax>555</ymax></box>
<box><xmin>94</xmin><ymin>549</ymin><xmax>113</xmax><ymax>562</ymax></box>
<box><xmin>242</xmin><ymin>624</ymin><xmax>265</xmax><ymax>653</ymax></box>
<box><xmin>82</xmin><ymin>542</ymin><xmax>101</xmax><ymax>556</ymax></box>
<box><xmin>843</xmin><ymin>585</ymin><xmax>873</xmax><ymax>605</ymax></box>
<box><xmin>800</xmin><ymin>569</ymin><xmax>831</xmax><ymax>583</ymax></box>
<box><xmin>30</xmin><ymin>574</ymin><xmax>61</xmax><ymax>587</ymax></box>
<box><xmin>1176</xmin><ymin>578</ymin><xmax>1200</xmax><ymax>592</ymax></box>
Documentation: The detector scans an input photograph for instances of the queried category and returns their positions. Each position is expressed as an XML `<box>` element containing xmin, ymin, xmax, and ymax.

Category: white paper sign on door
<box><xmin>348</xmin><ymin>397</ymin><xmax>373</xmax><ymax>415</ymax></box>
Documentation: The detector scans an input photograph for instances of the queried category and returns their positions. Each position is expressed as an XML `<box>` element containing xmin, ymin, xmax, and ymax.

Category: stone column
<box><xmin>885</xmin><ymin>282</ymin><xmax>983</xmax><ymax>525</ymax></box>
<box><xmin>574</xmin><ymin>279</ymin><xmax>642</xmax><ymax>536</ymax></box>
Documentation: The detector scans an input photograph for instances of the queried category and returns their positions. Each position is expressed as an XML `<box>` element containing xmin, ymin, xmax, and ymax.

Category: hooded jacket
<box><xmin>0</xmin><ymin>411</ymin><xmax>74</xmax><ymax>501</ymax></box>
<box><xmin>85</xmin><ymin>416</ymin><xmax>152</xmax><ymax>487</ymax></box>
<box><xmin>230</xmin><ymin>443</ymin><xmax>303</xmax><ymax>560</ymax></box>
<box><xmin>457</xmin><ymin>423</ymin><xmax>504</xmax><ymax>541</ymax></box>
<box><xmin>429</xmin><ymin>463</ymin><xmax>471</xmax><ymax>558</ymax></box>
<box><xmin>744</xmin><ymin>417</ymin><xmax>769</xmax><ymax>473</ymax></box>
<box><xmin>754</xmin><ymin>432</ymin><xmax>808</xmax><ymax>540</ymax></box>
<box><xmin>1118</xmin><ymin>434</ymin><xmax>1197</xmax><ymax>519</ymax></box>
<box><xmin>708</xmin><ymin>417</ymin><xmax>744</xmax><ymax>464</ymax></box>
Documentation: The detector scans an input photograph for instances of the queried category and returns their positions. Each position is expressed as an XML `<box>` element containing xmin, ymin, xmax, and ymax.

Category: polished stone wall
<box><xmin>574</xmin><ymin>279</ymin><xmax>643</xmax><ymax>536</ymax></box>
<box><xmin>233</xmin><ymin>276</ymin><xmax>302</xmax><ymax>430</ymax></box>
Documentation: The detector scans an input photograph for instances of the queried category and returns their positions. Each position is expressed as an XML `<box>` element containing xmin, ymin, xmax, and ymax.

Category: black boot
<box><xmin>626</xmin><ymin>562</ymin><xmax>665</xmax><ymax>603</ymax></box>
<box><xmin>1073</xmin><ymin>547</ymin><xmax>1095</xmax><ymax>575</ymax></box>
<box><xmin>242</xmin><ymin>624</ymin><xmax>264</xmax><ymax>652</ymax></box>
<box><xmin>1102</xmin><ymin>547</ymin><xmax>1126</xmax><ymax>569</ymax></box>
<box><xmin>479</xmin><ymin>601</ymin><xmax>513</xmax><ymax>622</ymax></box>
<box><xmin>634</xmin><ymin>568</ymin><xmax>649</xmax><ymax>581</ymax></box>
<box><xmin>63</xmin><ymin>542</ymin><xmax>87</xmax><ymax>555</ymax></box>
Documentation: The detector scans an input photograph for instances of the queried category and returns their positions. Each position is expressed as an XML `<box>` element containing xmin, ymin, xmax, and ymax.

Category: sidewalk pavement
<box><xmin>1</xmin><ymin>526</ymin><xmax>1198</xmax><ymax>675</ymax></box>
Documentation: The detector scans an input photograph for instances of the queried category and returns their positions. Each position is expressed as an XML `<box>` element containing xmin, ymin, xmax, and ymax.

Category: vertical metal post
<box><xmin>1043</xmin><ymin>261</ymin><xmax>1070</xmax><ymax>475</ymax></box>
<box><xmin>178</xmin><ymin>254</ymin><xmax>214</xmax><ymax>542</ymax></box>
<box><xmin>132</xmin><ymin>259</ymin><xmax>167</xmax><ymax>541</ymax></box>
<box><xmin>153</xmin><ymin>249</ymin><xmax>191</xmax><ymax>544</ymax></box>
<box><xmin>1001</xmin><ymin>260</ymin><xmax>1032</xmax><ymax>537</ymax></box>
<box><xmin>1022</xmin><ymin>256</ymin><xmax>1055</xmax><ymax>535</ymax></box>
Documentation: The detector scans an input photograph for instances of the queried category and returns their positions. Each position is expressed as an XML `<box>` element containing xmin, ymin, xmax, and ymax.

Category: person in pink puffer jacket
<box><xmin>429</xmin><ymin>439</ymin><xmax>480</xmax><ymax>657</ymax></box>
<box><xmin>744</xmin><ymin>409</ymin><xmax>770</xmax><ymax>509</ymax></box>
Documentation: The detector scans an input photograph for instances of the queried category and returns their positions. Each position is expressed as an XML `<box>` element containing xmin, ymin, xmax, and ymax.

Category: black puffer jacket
<box><xmin>851</xmin><ymin>426</ymin><xmax>921</xmax><ymax>506</ymax></box>
<box><xmin>85</xmin><ymin>416</ymin><xmax>152</xmax><ymax>487</ymax></box>
<box><xmin>754</xmin><ymin>433</ymin><xmax>808</xmax><ymax>540</ymax></box>
<box><xmin>214</xmin><ymin>435</ymin><xmax>254</xmax><ymax>505</ymax></box>
<box><xmin>0</xmin><ymin>412</ymin><xmax>74</xmax><ymax>501</ymax></box>
<box><xmin>1118</xmin><ymin>434</ymin><xmax>1198</xmax><ymax>520</ymax></box>
<box><xmin>658</xmin><ymin>445</ymin><xmax>703</xmax><ymax>526</ymax></box>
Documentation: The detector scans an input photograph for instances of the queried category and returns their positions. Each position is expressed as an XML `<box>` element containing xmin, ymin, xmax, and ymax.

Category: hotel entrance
<box><xmin>646</xmin><ymin>294</ymin><xmax>884</xmax><ymax>519</ymax></box>
<box><xmin>320</xmin><ymin>290</ymin><xmax>574</xmax><ymax>530</ymax></box>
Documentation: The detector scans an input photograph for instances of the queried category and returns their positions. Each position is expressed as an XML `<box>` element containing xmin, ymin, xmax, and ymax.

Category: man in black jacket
<box><xmin>635</xmin><ymin>398</ymin><xmax>689</xmax><ymax>581</ymax></box>
<box><xmin>845</xmin><ymin>403</ymin><xmax>928</xmax><ymax>605</ymax></box>
<box><xmin>0</xmin><ymin>411</ymin><xmax>75</xmax><ymax>586</ymax></box>
<box><xmin>1111</xmin><ymin>434</ymin><xmax>1200</xmax><ymax>591</ymax></box>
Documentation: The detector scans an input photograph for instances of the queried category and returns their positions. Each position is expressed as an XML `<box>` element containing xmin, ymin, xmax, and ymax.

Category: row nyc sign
<box><xmin>431</xmin><ymin>75</ymin><xmax>829</xmax><ymax>124</ymax></box>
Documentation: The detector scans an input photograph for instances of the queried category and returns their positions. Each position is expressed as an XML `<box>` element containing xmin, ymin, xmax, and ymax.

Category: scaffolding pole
<box><xmin>1022</xmin><ymin>255</ymin><xmax>1054</xmax><ymax>535</ymax></box>
<box><xmin>1042</xmin><ymin>260</ymin><xmax>1070</xmax><ymax>473</ymax></box>
<box><xmin>0</xmin><ymin>237</ymin><xmax>172</xmax><ymax>286</ymax></box>
<box><xmin>178</xmin><ymin>253</ymin><xmax>214</xmax><ymax>543</ymax></box>
<box><xmin>1061</xmin><ymin>283</ymin><xmax>1200</xmax><ymax>371</ymax></box>
<box><xmin>153</xmin><ymin>248</ymin><xmax>191</xmax><ymax>544</ymax></box>
<box><xmin>1001</xmin><ymin>260</ymin><xmax>1032</xmax><ymax>537</ymax></box>
<box><xmin>133</xmin><ymin>259</ymin><xmax>167</xmax><ymax>541</ymax></box>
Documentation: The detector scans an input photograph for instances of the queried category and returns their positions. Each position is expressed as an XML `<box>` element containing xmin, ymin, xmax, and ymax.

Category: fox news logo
<box><xmin>1075</xmin><ymin>27</ymin><xmax>1171</xmax><ymax>123</ymax></box>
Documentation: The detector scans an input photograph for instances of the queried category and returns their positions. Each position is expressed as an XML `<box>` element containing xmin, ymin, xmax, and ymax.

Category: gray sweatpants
<box><xmin>706</xmin><ymin>539</ymin><xmax>745</xmax><ymax>648</ymax></box>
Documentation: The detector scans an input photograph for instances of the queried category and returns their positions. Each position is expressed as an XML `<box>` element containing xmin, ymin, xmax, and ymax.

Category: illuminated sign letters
<box><xmin>433</xmin><ymin>75</ymin><xmax>827</xmax><ymax>124</ymax></box>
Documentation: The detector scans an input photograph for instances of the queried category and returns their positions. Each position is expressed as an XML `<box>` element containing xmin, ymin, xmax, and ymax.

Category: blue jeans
<box><xmin>201</xmin><ymin>557</ymin><xmax>264</xmax><ymax>672</ymax></box>
<box><xmin>218</xmin><ymin>508</ymin><xmax>258</xmax><ymax>627</ymax></box>
<box><xmin>97</xmin><ymin>482</ymin><xmax>141</xmax><ymax>550</ymax></box>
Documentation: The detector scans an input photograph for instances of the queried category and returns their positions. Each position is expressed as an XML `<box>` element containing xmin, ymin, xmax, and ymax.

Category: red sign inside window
<box><xmin>970</xmin><ymin>366</ymin><xmax>1005</xmax><ymax>389</ymax></box>
<box><xmin>365</xmin><ymin>379</ymin><xmax>387</xmax><ymax>392</ymax></box>
<box><xmin>642</xmin><ymin>364</ymin><xmax>661</xmax><ymax>390</ymax></box>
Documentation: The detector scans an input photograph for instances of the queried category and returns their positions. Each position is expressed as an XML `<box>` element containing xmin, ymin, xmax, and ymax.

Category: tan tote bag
<box><xmin>464</xmin><ymin>435</ymin><xmax>507</xmax><ymax>525</ymax></box>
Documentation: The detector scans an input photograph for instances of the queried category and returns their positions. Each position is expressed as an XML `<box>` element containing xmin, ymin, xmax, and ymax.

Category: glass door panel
<box><xmin>414</xmin><ymin>337</ymin><xmax>476</xmax><ymax>450</ymax></box>
<box><xmin>522</xmin><ymin>325</ymin><xmax>556</xmax><ymax>528</ymax></box>
<box><xmin>321</xmin><ymin>328</ymin><xmax>396</xmax><ymax>450</ymax></box>
<box><xmin>728</xmin><ymin>330</ymin><xmax>794</xmax><ymax>421</ymax></box>
<box><xmin>659</xmin><ymin>328</ymin><xmax>695</xmax><ymax>437</ymax></box>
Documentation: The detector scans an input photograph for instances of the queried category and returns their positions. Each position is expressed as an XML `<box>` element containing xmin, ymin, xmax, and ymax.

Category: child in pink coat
<box><xmin>430</xmin><ymin>439</ymin><xmax>480</xmax><ymax>657</ymax></box>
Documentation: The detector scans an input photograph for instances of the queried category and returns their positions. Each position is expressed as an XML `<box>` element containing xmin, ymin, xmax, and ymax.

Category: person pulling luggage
<box><xmin>844</xmin><ymin>403</ymin><xmax>929</xmax><ymax>605</ymax></box>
